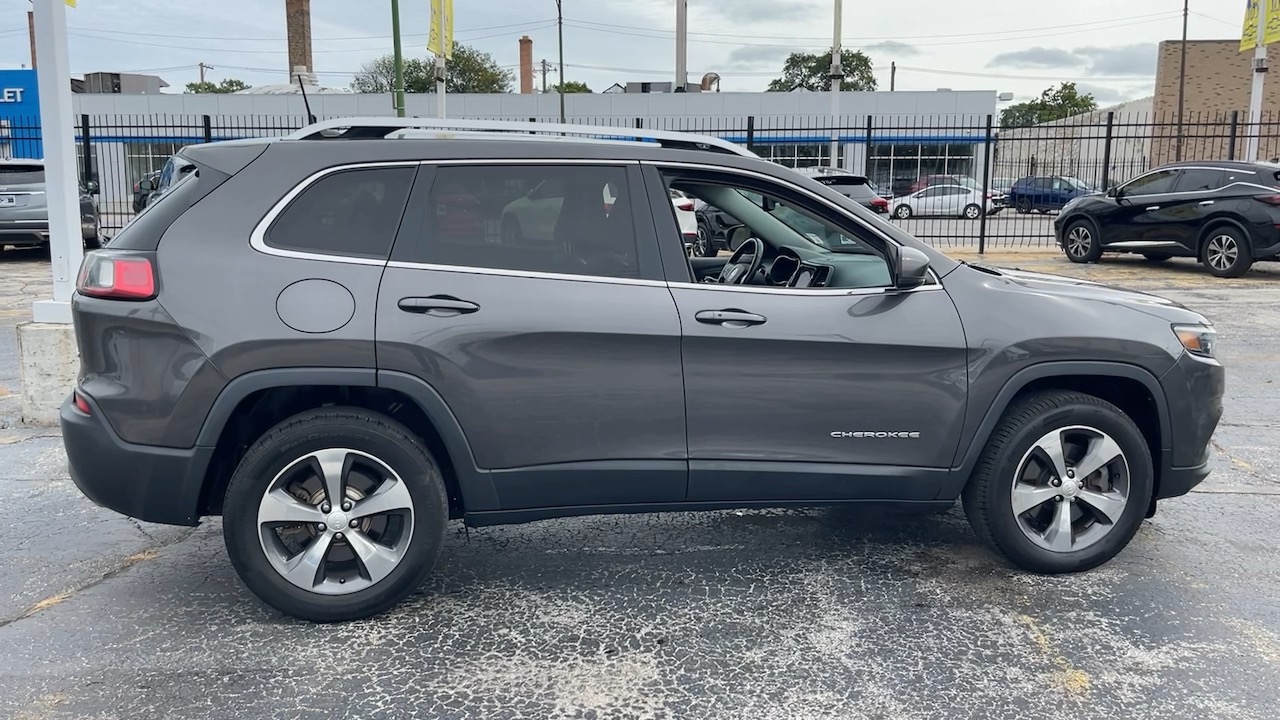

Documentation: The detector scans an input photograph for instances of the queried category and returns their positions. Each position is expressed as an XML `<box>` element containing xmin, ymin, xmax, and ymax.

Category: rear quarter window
<box><xmin>264</xmin><ymin>166</ymin><xmax>416</xmax><ymax>260</ymax></box>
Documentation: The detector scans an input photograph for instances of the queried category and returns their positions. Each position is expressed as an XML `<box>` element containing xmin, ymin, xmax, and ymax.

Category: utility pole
<box><xmin>27</xmin><ymin>6</ymin><xmax>36</xmax><ymax>69</ymax></box>
<box><xmin>556</xmin><ymin>0</ymin><xmax>566</xmax><ymax>123</ymax></box>
<box><xmin>198</xmin><ymin>63</ymin><xmax>214</xmax><ymax>84</ymax></box>
<box><xmin>675</xmin><ymin>0</ymin><xmax>688</xmax><ymax>92</ymax></box>
<box><xmin>890</xmin><ymin>62</ymin><xmax>896</xmax><ymax>91</ymax></box>
<box><xmin>539</xmin><ymin>59</ymin><xmax>554</xmax><ymax>93</ymax></box>
<box><xmin>1247</xmin><ymin>0</ymin><xmax>1268</xmax><ymax>161</ymax></box>
<box><xmin>1175</xmin><ymin>0</ymin><xmax>1189</xmax><ymax>161</ymax></box>
<box><xmin>828</xmin><ymin>0</ymin><xmax>843</xmax><ymax>169</ymax></box>
<box><xmin>391</xmin><ymin>0</ymin><xmax>405</xmax><ymax>117</ymax></box>
<box><xmin>434</xmin><ymin>0</ymin><xmax>447</xmax><ymax>118</ymax></box>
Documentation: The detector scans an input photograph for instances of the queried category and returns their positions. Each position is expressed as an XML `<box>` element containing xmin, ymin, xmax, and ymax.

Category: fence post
<box><xmin>745</xmin><ymin>115</ymin><xmax>755</xmax><ymax>153</ymax></box>
<box><xmin>978</xmin><ymin>114</ymin><xmax>993</xmax><ymax>256</ymax></box>
<box><xmin>635</xmin><ymin>117</ymin><xmax>643</xmax><ymax>129</ymax></box>
<box><xmin>79</xmin><ymin>114</ymin><xmax>92</xmax><ymax>185</ymax></box>
<box><xmin>1228</xmin><ymin>110</ymin><xmax>1240</xmax><ymax>161</ymax></box>
<box><xmin>864</xmin><ymin>114</ymin><xmax>873</xmax><ymax>176</ymax></box>
<box><xmin>1100</xmin><ymin>111</ymin><xmax>1114</xmax><ymax>191</ymax></box>
<box><xmin>202</xmin><ymin>114</ymin><xmax>213</xmax><ymax>143</ymax></box>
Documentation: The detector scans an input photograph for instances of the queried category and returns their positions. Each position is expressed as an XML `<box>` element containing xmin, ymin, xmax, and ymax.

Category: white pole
<box><xmin>31</xmin><ymin>0</ymin><xmax>82</xmax><ymax>325</ymax></box>
<box><xmin>829</xmin><ymin>0</ymin><xmax>843</xmax><ymax>168</ymax></box>
<box><xmin>435</xmin><ymin>0</ymin><xmax>446</xmax><ymax>118</ymax></box>
<box><xmin>1247</xmin><ymin>4</ymin><xmax>1268</xmax><ymax>162</ymax></box>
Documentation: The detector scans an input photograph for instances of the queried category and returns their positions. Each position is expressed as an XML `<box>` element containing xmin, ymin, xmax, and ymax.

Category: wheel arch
<box><xmin>193</xmin><ymin>368</ymin><xmax>495</xmax><ymax>520</ymax></box>
<box><xmin>946</xmin><ymin>361</ymin><xmax>1170</xmax><ymax>506</ymax></box>
<box><xmin>1195</xmin><ymin>216</ymin><xmax>1250</xmax><ymax>256</ymax></box>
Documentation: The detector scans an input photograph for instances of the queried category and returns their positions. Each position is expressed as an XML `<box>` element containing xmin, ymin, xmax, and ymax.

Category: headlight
<box><xmin>1173</xmin><ymin>324</ymin><xmax>1216</xmax><ymax>359</ymax></box>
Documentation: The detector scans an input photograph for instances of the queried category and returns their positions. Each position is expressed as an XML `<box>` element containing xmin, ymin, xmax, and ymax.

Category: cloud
<box><xmin>865</xmin><ymin>41</ymin><xmax>919</xmax><ymax>57</ymax></box>
<box><xmin>1075</xmin><ymin>84</ymin><xmax>1127</xmax><ymax>104</ymax></box>
<box><xmin>988</xmin><ymin>47</ymin><xmax>1082</xmax><ymax>69</ymax></box>
<box><xmin>726</xmin><ymin>45</ymin><xmax>792</xmax><ymax>68</ymax></box>
<box><xmin>1072</xmin><ymin>44</ymin><xmax>1157</xmax><ymax>76</ymax></box>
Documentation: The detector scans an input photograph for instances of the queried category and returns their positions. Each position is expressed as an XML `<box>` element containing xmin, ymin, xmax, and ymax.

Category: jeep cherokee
<box><xmin>61</xmin><ymin>118</ymin><xmax>1224</xmax><ymax>622</ymax></box>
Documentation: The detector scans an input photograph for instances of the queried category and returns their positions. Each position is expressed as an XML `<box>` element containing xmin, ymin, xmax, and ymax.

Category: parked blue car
<box><xmin>1007</xmin><ymin>175</ymin><xmax>1095</xmax><ymax>214</ymax></box>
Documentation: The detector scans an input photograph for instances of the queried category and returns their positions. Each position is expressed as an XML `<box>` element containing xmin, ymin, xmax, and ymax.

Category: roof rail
<box><xmin>283</xmin><ymin>117</ymin><xmax>758</xmax><ymax>158</ymax></box>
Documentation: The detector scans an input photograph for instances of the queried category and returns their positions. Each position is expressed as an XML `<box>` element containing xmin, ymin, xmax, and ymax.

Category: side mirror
<box><xmin>1106</xmin><ymin>186</ymin><xmax>1120</xmax><ymax>199</ymax></box>
<box><xmin>84</xmin><ymin>180</ymin><xmax>99</xmax><ymax>194</ymax></box>
<box><xmin>893</xmin><ymin>245</ymin><xmax>932</xmax><ymax>290</ymax></box>
<box><xmin>727</xmin><ymin>225</ymin><xmax>752</xmax><ymax>252</ymax></box>
<box><xmin>139</xmin><ymin>178</ymin><xmax>157</xmax><ymax>192</ymax></box>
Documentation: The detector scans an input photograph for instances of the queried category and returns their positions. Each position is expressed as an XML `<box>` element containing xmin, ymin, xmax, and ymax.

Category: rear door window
<box><xmin>265</xmin><ymin>166</ymin><xmax>416</xmax><ymax>260</ymax></box>
<box><xmin>1174</xmin><ymin>169</ymin><xmax>1226</xmax><ymax>193</ymax></box>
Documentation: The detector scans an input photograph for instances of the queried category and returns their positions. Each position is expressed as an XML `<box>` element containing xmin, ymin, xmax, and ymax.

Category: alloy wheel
<box><xmin>1010</xmin><ymin>426</ymin><xmax>1130</xmax><ymax>553</ymax></box>
<box><xmin>1205</xmin><ymin>234</ymin><xmax>1238</xmax><ymax>272</ymax></box>
<box><xmin>695</xmin><ymin>226</ymin><xmax>712</xmax><ymax>257</ymax></box>
<box><xmin>1066</xmin><ymin>226</ymin><xmax>1092</xmax><ymax>258</ymax></box>
<box><xmin>257</xmin><ymin>448</ymin><xmax>415</xmax><ymax>595</ymax></box>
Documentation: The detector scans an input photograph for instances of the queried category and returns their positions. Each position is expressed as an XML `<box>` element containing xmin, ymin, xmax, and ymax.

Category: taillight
<box><xmin>77</xmin><ymin>253</ymin><xmax>157</xmax><ymax>300</ymax></box>
<box><xmin>676</xmin><ymin>201</ymin><xmax>694</xmax><ymax>211</ymax></box>
<box><xmin>73</xmin><ymin>391</ymin><xmax>91</xmax><ymax>415</ymax></box>
<box><xmin>1257</xmin><ymin>194</ymin><xmax>1280</xmax><ymax>205</ymax></box>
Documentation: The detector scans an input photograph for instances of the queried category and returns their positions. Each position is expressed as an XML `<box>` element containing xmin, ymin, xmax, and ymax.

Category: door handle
<box><xmin>695</xmin><ymin>309</ymin><xmax>767</xmax><ymax>328</ymax></box>
<box><xmin>398</xmin><ymin>295</ymin><xmax>480</xmax><ymax>316</ymax></box>
<box><xmin>1199</xmin><ymin>200</ymin><xmax>1215</xmax><ymax>206</ymax></box>
<box><xmin>1145</xmin><ymin>206</ymin><xmax>1161</xmax><ymax>212</ymax></box>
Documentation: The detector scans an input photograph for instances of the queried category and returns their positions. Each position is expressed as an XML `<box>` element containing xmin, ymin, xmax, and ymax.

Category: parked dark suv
<box><xmin>63</xmin><ymin>119</ymin><xmax>1224</xmax><ymax>622</ymax></box>
<box><xmin>1008</xmin><ymin>175</ymin><xmax>1094</xmax><ymax>214</ymax></box>
<box><xmin>1055</xmin><ymin>160</ymin><xmax>1280</xmax><ymax>277</ymax></box>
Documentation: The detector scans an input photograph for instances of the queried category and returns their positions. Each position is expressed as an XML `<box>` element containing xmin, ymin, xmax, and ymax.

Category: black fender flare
<box><xmin>193</xmin><ymin>367</ymin><xmax>497</xmax><ymax>512</ymax></box>
<box><xmin>940</xmin><ymin>361</ymin><xmax>1171</xmax><ymax>499</ymax></box>
<box><xmin>1196</xmin><ymin>217</ymin><xmax>1251</xmax><ymax>256</ymax></box>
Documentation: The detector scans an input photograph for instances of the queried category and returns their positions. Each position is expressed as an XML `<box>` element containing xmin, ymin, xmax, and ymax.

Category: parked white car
<box><xmin>669</xmin><ymin>188</ymin><xmax>697</xmax><ymax>241</ymax></box>
<box><xmin>891</xmin><ymin>184</ymin><xmax>994</xmax><ymax>220</ymax></box>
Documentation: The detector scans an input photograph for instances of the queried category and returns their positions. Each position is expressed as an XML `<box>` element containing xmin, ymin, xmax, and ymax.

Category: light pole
<box><xmin>391</xmin><ymin>0</ymin><xmax>405</xmax><ymax>117</ymax></box>
<box><xmin>556</xmin><ymin>0</ymin><xmax>566</xmax><ymax>123</ymax></box>
<box><xmin>828</xmin><ymin>0</ymin><xmax>843</xmax><ymax>169</ymax></box>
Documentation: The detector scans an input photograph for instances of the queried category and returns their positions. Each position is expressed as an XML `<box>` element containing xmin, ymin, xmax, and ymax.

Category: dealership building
<box><xmin>1</xmin><ymin>67</ymin><xmax>999</xmax><ymax>224</ymax></box>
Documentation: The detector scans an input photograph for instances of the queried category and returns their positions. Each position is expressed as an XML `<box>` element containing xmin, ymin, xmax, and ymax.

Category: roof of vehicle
<box><xmin>1157</xmin><ymin>159</ymin><xmax>1280</xmax><ymax>171</ymax></box>
<box><xmin>0</xmin><ymin>158</ymin><xmax>44</xmax><ymax>167</ymax></box>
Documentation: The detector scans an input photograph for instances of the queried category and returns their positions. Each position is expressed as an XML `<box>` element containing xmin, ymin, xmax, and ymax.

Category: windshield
<box><xmin>0</xmin><ymin>164</ymin><xmax>45</xmax><ymax>185</ymax></box>
<box><xmin>1062</xmin><ymin>176</ymin><xmax>1091</xmax><ymax>190</ymax></box>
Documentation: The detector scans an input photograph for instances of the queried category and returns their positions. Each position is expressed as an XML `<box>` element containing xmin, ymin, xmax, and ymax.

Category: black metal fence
<box><xmin>3</xmin><ymin>109</ymin><xmax>1277</xmax><ymax>250</ymax></box>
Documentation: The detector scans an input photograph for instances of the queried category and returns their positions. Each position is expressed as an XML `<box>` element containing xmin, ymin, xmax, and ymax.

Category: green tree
<box><xmin>766</xmin><ymin>49</ymin><xmax>876</xmax><ymax>92</ymax></box>
<box><xmin>999</xmin><ymin>83</ymin><xmax>1098</xmax><ymax>128</ymax></box>
<box><xmin>351</xmin><ymin>44</ymin><xmax>513</xmax><ymax>94</ymax></box>
<box><xmin>185</xmin><ymin>78</ymin><xmax>251</xmax><ymax>93</ymax></box>
<box><xmin>550</xmin><ymin>81</ymin><xmax>591</xmax><ymax>93</ymax></box>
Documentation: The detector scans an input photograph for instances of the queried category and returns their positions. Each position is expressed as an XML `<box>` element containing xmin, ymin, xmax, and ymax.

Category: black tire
<box><xmin>1035</xmin><ymin>208</ymin><xmax>1048</xmax><ymax>215</ymax></box>
<box><xmin>223</xmin><ymin>407</ymin><xmax>449</xmax><ymax>622</ymax></box>
<box><xmin>83</xmin><ymin>234</ymin><xmax>102</xmax><ymax>250</ymax></box>
<box><xmin>694</xmin><ymin>223</ymin><xmax>717</xmax><ymax>257</ymax></box>
<box><xmin>1201</xmin><ymin>226</ymin><xmax>1253</xmax><ymax>278</ymax></box>
<box><xmin>1015</xmin><ymin>197</ymin><xmax>1031</xmax><ymax>214</ymax></box>
<box><xmin>962</xmin><ymin>391</ymin><xmax>1153</xmax><ymax>574</ymax></box>
<box><xmin>1062</xmin><ymin>219</ymin><xmax>1102</xmax><ymax>264</ymax></box>
<box><xmin>894</xmin><ymin>204</ymin><xmax>913</xmax><ymax>220</ymax></box>
<box><xmin>962</xmin><ymin>203</ymin><xmax>982</xmax><ymax>220</ymax></box>
<box><xmin>1142</xmin><ymin>253</ymin><xmax>1171</xmax><ymax>263</ymax></box>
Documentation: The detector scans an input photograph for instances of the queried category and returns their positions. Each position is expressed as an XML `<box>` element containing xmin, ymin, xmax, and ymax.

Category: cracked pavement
<box><xmin>1</xmin><ymin>250</ymin><xmax>1279</xmax><ymax>719</ymax></box>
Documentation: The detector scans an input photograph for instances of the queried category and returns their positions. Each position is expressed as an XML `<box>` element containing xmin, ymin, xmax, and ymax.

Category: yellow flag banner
<box><xmin>1267</xmin><ymin>0</ymin><xmax>1280</xmax><ymax>45</ymax></box>
<box><xmin>428</xmin><ymin>0</ymin><xmax>454</xmax><ymax>60</ymax></box>
<box><xmin>1244</xmin><ymin>0</ymin><xmax>1261</xmax><ymax>51</ymax></box>
<box><xmin>66</xmin><ymin>0</ymin><xmax>75</xmax><ymax>6</ymax></box>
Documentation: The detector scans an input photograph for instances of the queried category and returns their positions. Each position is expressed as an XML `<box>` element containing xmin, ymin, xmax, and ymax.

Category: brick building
<box><xmin>1151</xmin><ymin>39</ymin><xmax>1280</xmax><ymax>164</ymax></box>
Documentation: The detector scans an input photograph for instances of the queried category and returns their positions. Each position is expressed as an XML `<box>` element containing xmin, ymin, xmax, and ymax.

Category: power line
<box><xmin>65</xmin><ymin>24</ymin><xmax>557</xmax><ymax>54</ymax></box>
<box><xmin>63</xmin><ymin>18</ymin><xmax>557</xmax><ymax>42</ymax></box>
<box><xmin>892</xmin><ymin>66</ymin><xmax>1154</xmax><ymax>82</ymax></box>
<box><xmin>567</xmin><ymin>11</ymin><xmax>1180</xmax><ymax>43</ymax></box>
<box><xmin>1188</xmin><ymin>10</ymin><xmax>1240</xmax><ymax>29</ymax></box>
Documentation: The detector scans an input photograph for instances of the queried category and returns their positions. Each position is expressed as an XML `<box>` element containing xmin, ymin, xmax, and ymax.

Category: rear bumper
<box><xmin>61</xmin><ymin>394</ymin><xmax>213</xmax><ymax>526</ymax></box>
<box><xmin>0</xmin><ymin>220</ymin><xmax>98</xmax><ymax>243</ymax></box>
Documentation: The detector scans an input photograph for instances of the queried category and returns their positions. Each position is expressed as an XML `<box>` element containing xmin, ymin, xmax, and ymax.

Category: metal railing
<box><xmin>2</xmin><ymin>109</ymin><xmax>1277</xmax><ymax>250</ymax></box>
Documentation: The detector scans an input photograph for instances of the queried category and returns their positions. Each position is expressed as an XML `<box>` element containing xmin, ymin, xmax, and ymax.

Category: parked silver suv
<box><xmin>0</xmin><ymin>159</ymin><xmax>101</xmax><ymax>248</ymax></box>
<box><xmin>61</xmin><ymin>119</ymin><xmax>1223</xmax><ymax>622</ymax></box>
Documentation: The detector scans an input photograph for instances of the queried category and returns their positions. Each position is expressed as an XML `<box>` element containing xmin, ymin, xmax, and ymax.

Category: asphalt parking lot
<box><xmin>1</xmin><ymin>246</ymin><xmax>1279</xmax><ymax>719</ymax></box>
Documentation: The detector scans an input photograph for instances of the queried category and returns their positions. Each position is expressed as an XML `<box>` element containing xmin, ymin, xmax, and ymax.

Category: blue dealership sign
<box><xmin>0</xmin><ymin>69</ymin><xmax>42</xmax><ymax>159</ymax></box>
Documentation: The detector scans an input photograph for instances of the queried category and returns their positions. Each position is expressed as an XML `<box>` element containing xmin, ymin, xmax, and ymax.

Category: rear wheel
<box><xmin>223</xmin><ymin>408</ymin><xmax>449</xmax><ymax>622</ymax></box>
<box><xmin>694</xmin><ymin>224</ymin><xmax>717</xmax><ymax>257</ymax></box>
<box><xmin>963</xmin><ymin>203</ymin><xmax>982</xmax><ymax>220</ymax></box>
<box><xmin>1062</xmin><ymin>220</ymin><xmax>1102</xmax><ymax>263</ymax></box>
<box><xmin>894</xmin><ymin>204</ymin><xmax>913</xmax><ymax>220</ymax></box>
<box><xmin>1202</xmin><ymin>227</ymin><xmax>1253</xmax><ymax>278</ymax></box>
<box><xmin>962</xmin><ymin>391</ymin><xmax>1152</xmax><ymax>574</ymax></box>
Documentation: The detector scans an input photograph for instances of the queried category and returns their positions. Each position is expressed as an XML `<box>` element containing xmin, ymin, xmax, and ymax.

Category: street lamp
<box><xmin>391</xmin><ymin>0</ymin><xmax>405</xmax><ymax>117</ymax></box>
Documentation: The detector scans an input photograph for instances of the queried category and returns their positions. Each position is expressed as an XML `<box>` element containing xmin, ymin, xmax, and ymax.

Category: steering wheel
<box><xmin>718</xmin><ymin>237</ymin><xmax>764</xmax><ymax>285</ymax></box>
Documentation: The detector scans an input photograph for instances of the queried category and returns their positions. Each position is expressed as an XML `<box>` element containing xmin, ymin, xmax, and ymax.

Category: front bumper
<box><xmin>61</xmin><ymin>394</ymin><xmax>213</xmax><ymax>526</ymax></box>
<box><xmin>1156</xmin><ymin>351</ymin><xmax>1225</xmax><ymax>500</ymax></box>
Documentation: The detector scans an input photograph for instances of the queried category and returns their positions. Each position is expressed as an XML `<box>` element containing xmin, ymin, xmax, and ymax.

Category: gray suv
<box><xmin>0</xmin><ymin>159</ymin><xmax>101</xmax><ymax>248</ymax></box>
<box><xmin>60</xmin><ymin>119</ymin><xmax>1224</xmax><ymax>622</ymax></box>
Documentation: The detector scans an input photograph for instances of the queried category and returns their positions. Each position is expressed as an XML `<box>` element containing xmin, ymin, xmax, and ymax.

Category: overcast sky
<box><xmin>0</xmin><ymin>0</ymin><xmax>1242</xmax><ymax>105</ymax></box>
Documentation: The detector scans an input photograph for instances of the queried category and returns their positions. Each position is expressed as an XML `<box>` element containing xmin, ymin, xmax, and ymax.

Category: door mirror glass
<box><xmin>1106</xmin><ymin>186</ymin><xmax>1120</xmax><ymax>198</ymax></box>
<box><xmin>726</xmin><ymin>225</ymin><xmax>752</xmax><ymax>251</ymax></box>
<box><xmin>139</xmin><ymin>178</ymin><xmax>157</xmax><ymax>192</ymax></box>
<box><xmin>84</xmin><ymin>180</ymin><xmax>99</xmax><ymax>194</ymax></box>
<box><xmin>894</xmin><ymin>246</ymin><xmax>931</xmax><ymax>290</ymax></box>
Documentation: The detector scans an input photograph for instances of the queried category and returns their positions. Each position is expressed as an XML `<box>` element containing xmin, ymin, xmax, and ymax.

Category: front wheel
<box><xmin>1015</xmin><ymin>197</ymin><xmax>1031</xmax><ymax>214</ymax></box>
<box><xmin>963</xmin><ymin>203</ymin><xmax>982</xmax><ymax>220</ymax></box>
<box><xmin>694</xmin><ymin>224</ymin><xmax>717</xmax><ymax>257</ymax></box>
<box><xmin>1062</xmin><ymin>220</ymin><xmax>1102</xmax><ymax>264</ymax></box>
<box><xmin>222</xmin><ymin>408</ymin><xmax>449</xmax><ymax>622</ymax></box>
<box><xmin>962</xmin><ymin>391</ymin><xmax>1153</xmax><ymax>574</ymax></box>
<box><xmin>1202</xmin><ymin>227</ymin><xmax>1253</xmax><ymax>278</ymax></box>
<box><xmin>894</xmin><ymin>204</ymin><xmax>913</xmax><ymax>220</ymax></box>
